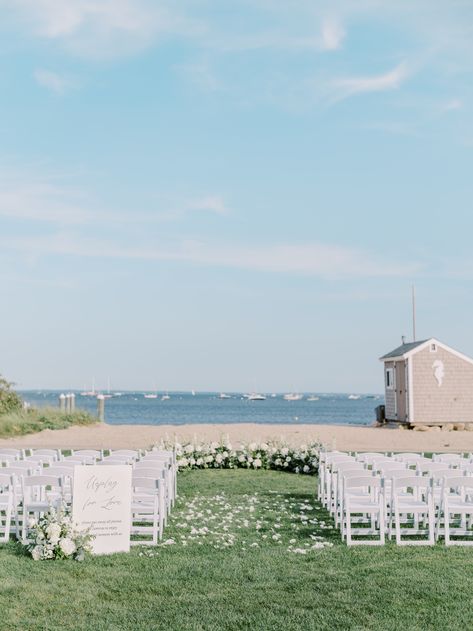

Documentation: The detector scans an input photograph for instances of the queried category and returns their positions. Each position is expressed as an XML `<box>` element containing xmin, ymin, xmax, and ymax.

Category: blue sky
<box><xmin>1</xmin><ymin>0</ymin><xmax>473</xmax><ymax>392</ymax></box>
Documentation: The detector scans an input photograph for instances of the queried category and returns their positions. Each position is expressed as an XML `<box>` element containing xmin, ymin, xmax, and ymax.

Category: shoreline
<box><xmin>1</xmin><ymin>422</ymin><xmax>473</xmax><ymax>453</ymax></box>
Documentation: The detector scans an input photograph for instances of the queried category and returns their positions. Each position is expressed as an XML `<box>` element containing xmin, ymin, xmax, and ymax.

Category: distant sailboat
<box><xmin>247</xmin><ymin>393</ymin><xmax>266</xmax><ymax>401</ymax></box>
<box><xmin>219</xmin><ymin>393</ymin><xmax>232</xmax><ymax>399</ymax></box>
<box><xmin>307</xmin><ymin>395</ymin><xmax>320</xmax><ymax>401</ymax></box>
<box><xmin>161</xmin><ymin>393</ymin><xmax>171</xmax><ymax>401</ymax></box>
<box><xmin>144</xmin><ymin>393</ymin><xmax>158</xmax><ymax>399</ymax></box>
<box><xmin>284</xmin><ymin>393</ymin><xmax>303</xmax><ymax>401</ymax></box>
<box><xmin>348</xmin><ymin>394</ymin><xmax>361</xmax><ymax>400</ymax></box>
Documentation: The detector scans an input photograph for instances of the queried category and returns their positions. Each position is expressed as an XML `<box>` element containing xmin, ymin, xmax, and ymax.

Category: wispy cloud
<box><xmin>330</xmin><ymin>62</ymin><xmax>409</xmax><ymax>102</ymax></box>
<box><xmin>2</xmin><ymin>0</ymin><xmax>203</xmax><ymax>59</ymax></box>
<box><xmin>0</xmin><ymin>172</ymin><xmax>92</xmax><ymax>224</ymax></box>
<box><xmin>320</xmin><ymin>17</ymin><xmax>345</xmax><ymax>51</ymax></box>
<box><xmin>1</xmin><ymin>232</ymin><xmax>420</xmax><ymax>279</ymax></box>
<box><xmin>34</xmin><ymin>69</ymin><xmax>74</xmax><ymax>94</ymax></box>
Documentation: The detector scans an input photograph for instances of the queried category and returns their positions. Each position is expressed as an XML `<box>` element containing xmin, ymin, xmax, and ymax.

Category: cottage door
<box><xmin>395</xmin><ymin>361</ymin><xmax>407</xmax><ymax>422</ymax></box>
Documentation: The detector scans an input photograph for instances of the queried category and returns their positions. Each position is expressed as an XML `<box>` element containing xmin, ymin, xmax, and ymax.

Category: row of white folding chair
<box><xmin>342</xmin><ymin>473</ymin><xmax>435</xmax><ymax>546</ymax></box>
<box><xmin>342</xmin><ymin>468</ymin><xmax>473</xmax><ymax>545</ymax></box>
<box><xmin>0</xmin><ymin>473</ymin><xmax>13</xmax><ymax>542</ymax></box>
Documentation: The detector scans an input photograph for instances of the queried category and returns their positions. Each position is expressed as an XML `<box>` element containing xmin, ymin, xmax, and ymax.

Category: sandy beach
<box><xmin>1</xmin><ymin>422</ymin><xmax>473</xmax><ymax>453</ymax></box>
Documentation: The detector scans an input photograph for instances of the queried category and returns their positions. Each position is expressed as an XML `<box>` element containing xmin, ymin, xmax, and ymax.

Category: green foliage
<box><xmin>0</xmin><ymin>375</ymin><xmax>22</xmax><ymax>415</ymax></box>
<box><xmin>0</xmin><ymin>407</ymin><xmax>98</xmax><ymax>438</ymax></box>
<box><xmin>1</xmin><ymin>470</ymin><xmax>473</xmax><ymax>630</ymax></box>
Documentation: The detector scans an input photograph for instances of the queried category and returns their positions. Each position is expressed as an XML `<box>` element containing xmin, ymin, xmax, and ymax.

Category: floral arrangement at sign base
<box><xmin>25</xmin><ymin>505</ymin><xmax>94</xmax><ymax>561</ymax></box>
<box><xmin>156</xmin><ymin>439</ymin><xmax>320</xmax><ymax>475</ymax></box>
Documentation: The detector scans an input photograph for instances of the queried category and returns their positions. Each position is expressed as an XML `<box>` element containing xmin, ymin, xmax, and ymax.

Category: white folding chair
<box><xmin>331</xmin><ymin>461</ymin><xmax>365</xmax><ymax>526</ymax></box>
<box><xmin>438</xmin><ymin>476</ymin><xmax>473</xmax><ymax>545</ymax></box>
<box><xmin>21</xmin><ymin>475</ymin><xmax>63</xmax><ymax>541</ymax></box>
<box><xmin>0</xmin><ymin>473</ymin><xmax>13</xmax><ymax>542</ymax></box>
<box><xmin>318</xmin><ymin>452</ymin><xmax>351</xmax><ymax>507</ymax></box>
<box><xmin>131</xmin><ymin>476</ymin><xmax>164</xmax><ymax>545</ymax></box>
<box><xmin>339</xmin><ymin>469</ymin><xmax>374</xmax><ymax>537</ymax></box>
<box><xmin>391</xmin><ymin>476</ymin><xmax>435</xmax><ymax>546</ymax></box>
<box><xmin>344</xmin><ymin>476</ymin><xmax>385</xmax><ymax>546</ymax></box>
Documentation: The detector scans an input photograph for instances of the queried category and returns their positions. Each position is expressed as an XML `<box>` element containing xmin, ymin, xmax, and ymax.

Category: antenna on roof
<box><xmin>412</xmin><ymin>285</ymin><xmax>416</xmax><ymax>342</ymax></box>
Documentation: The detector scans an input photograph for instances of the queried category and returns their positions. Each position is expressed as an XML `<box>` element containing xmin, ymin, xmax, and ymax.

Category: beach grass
<box><xmin>0</xmin><ymin>407</ymin><xmax>98</xmax><ymax>438</ymax></box>
<box><xmin>1</xmin><ymin>469</ymin><xmax>473</xmax><ymax>630</ymax></box>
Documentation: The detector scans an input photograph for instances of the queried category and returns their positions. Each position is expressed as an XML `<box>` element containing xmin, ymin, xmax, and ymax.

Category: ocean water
<box><xmin>19</xmin><ymin>391</ymin><xmax>383</xmax><ymax>427</ymax></box>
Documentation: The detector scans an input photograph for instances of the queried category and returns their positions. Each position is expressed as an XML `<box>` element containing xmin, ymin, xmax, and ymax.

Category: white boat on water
<box><xmin>348</xmin><ymin>394</ymin><xmax>361</xmax><ymax>400</ymax></box>
<box><xmin>307</xmin><ymin>395</ymin><xmax>319</xmax><ymax>401</ymax></box>
<box><xmin>144</xmin><ymin>394</ymin><xmax>158</xmax><ymax>399</ymax></box>
<box><xmin>219</xmin><ymin>393</ymin><xmax>232</xmax><ymax>399</ymax></box>
<box><xmin>161</xmin><ymin>394</ymin><xmax>171</xmax><ymax>401</ymax></box>
<box><xmin>247</xmin><ymin>393</ymin><xmax>266</xmax><ymax>401</ymax></box>
<box><xmin>284</xmin><ymin>393</ymin><xmax>303</xmax><ymax>401</ymax></box>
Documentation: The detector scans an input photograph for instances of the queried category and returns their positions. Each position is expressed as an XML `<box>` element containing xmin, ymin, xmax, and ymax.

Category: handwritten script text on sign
<box><xmin>72</xmin><ymin>465</ymin><xmax>132</xmax><ymax>555</ymax></box>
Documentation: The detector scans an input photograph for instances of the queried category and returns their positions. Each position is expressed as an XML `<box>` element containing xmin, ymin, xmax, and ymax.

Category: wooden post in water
<box><xmin>59</xmin><ymin>393</ymin><xmax>66</xmax><ymax>412</ymax></box>
<box><xmin>97</xmin><ymin>394</ymin><xmax>105</xmax><ymax>422</ymax></box>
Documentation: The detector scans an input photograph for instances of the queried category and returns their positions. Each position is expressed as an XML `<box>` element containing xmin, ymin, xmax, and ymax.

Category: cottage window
<box><xmin>430</xmin><ymin>343</ymin><xmax>437</xmax><ymax>353</ymax></box>
<box><xmin>385</xmin><ymin>368</ymin><xmax>394</xmax><ymax>389</ymax></box>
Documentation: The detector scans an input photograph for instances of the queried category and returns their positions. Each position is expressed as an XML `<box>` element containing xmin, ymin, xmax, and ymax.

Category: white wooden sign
<box><xmin>72</xmin><ymin>465</ymin><xmax>132</xmax><ymax>555</ymax></box>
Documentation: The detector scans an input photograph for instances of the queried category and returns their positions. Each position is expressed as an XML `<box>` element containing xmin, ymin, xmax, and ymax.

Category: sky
<box><xmin>1</xmin><ymin>0</ymin><xmax>473</xmax><ymax>393</ymax></box>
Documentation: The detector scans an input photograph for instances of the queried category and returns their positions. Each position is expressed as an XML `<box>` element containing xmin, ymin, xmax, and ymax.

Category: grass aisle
<box><xmin>1</xmin><ymin>469</ymin><xmax>473</xmax><ymax>631</ymax></box>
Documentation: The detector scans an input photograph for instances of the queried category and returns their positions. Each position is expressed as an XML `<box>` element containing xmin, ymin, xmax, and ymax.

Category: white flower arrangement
<box><xmin>26</xmin><ymin>505</ymin><xmax>94</xmax><ymax>562</ymax></box>
<box><xmin>158</xmin><ymin>440</ymin><xmax>320</xmax><ymax>475</ymax></box>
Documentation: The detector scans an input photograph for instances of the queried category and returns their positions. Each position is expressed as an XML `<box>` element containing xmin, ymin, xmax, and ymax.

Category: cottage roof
<box><xmin>380</xmin><ymin>339</ymin><xmax>429</xmax><ymax>360</ymax></box>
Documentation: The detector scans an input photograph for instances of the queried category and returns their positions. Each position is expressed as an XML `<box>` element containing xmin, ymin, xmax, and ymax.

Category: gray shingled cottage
<box><xmin>380</xmin><ymin>338</ymin><xmax>473</xmax><ymax>426</ymax></box>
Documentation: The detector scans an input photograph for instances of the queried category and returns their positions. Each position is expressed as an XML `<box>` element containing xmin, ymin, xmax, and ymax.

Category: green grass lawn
<box><xmin>1</xmin><ymin>469</ymin><xmax>473</xmax><ymax>631</ymax></box>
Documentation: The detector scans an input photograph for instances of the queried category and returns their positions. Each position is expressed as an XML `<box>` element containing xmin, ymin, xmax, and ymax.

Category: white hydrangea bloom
<box><xmin>59</xmin><ymin>538</ymin><xmax>76</xmax><ymax>557</ymax></box>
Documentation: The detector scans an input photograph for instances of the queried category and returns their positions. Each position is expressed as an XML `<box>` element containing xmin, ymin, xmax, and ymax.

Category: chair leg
<box><xmin>428</xmin><ymin>503</ymin><xmax>435</xmax><ymax>545</ymax></box>
<box><xmin>346</xmin><ymin>508</ymin><xmax>352</xmax><ymax>546</ymax></box>
<box><xmin>395</xmin><ymin>504</ymin><xmax>402</xmax><ymax>546</ymax></box>
<box><xmin>444</xmin><ymin>508</ymin><xmax>451</xmax><ymax>546</ymax></box>
<box><xmin>379</xmin><ymin>505</ymin><xmax>385</xmax><ymax>545</ymax></box>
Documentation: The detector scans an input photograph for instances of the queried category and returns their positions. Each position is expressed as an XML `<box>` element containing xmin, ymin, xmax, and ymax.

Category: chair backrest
<box><xmin>98</xmin><ymin>458</ymin><xmax>133</xmax><ymax>465</ymax></box>
<box><xmin>4</xmin><ymin>460</ymin><xmax>33</xmax><ymax>470</ymax></box>
<box><xmin>0</xmin><ymin>449</ymin><xmax>22</xmax><ymax>459</ymax></box>
<box><xmin>377</xmin><ymin>463</ymin><xmax>407</xmax><ymax>475</ymax></box>
<box><xmin>110</xmin><ymin>450</ymin><xmax>139</xmax><ymax>459</ymax></box>
<box><xmin>392</xmin><ymin>476</ymin><xmax>431</xmax><ymax>491</ymax></box>
<box><xmin>47</xmin><ymin>466</ymin><xmax>75</xmax><ymax>479</ymax></box>
<box><xmin>441</xmin><ymin>476</ymin><xmax>473</xmax><ymax>493</ymax></box>
<box><xmin>394</xmin><ymin>453</ymin><xmax>425</xmax><ymax>463</ymax></box>
<box><xmin>345</xmin><ymin>476</ymin><xmax>381</xmax><ymax>490</ymax></box>
<box><xmin>23</xmin><ymin>475</ymin><xmax>62</xmax><ymax>488</ymax></box>
<box><xmin>356</xmin><ymin>453</ymin><xmax>386</xmax><ymax>463</ymax></box>
<box><xmin>31</xmin><ymin>449</ymin><xmax>61</xmax><ymax>459</ymax></box>
<box><xmin>417</xmin><ymin>462</ymin><xmax>453</xmax><ymax>474</ymax></box>
<box><xmin>432</xmin><ymin>453</ymin><xmax>464</xmax><ymax>464</ymax></box>
<box><xmin>142</xmin><ymin>453</ymin><xmax>172</xmax><ymax>463</ymax></box>
<box><xmin>2</xmin><ymin>466</ymin><xmax>33</xmax><ymax>478</ymax></box>
<box><xmin>63</xmin><ymin>455</ymin><xmax>96</xmax><ymax>465</ymax></box>
<box><xmin>135</xmin><ymin>460</ymin><xmax>166</xmax><ymax>469</ymax></box>
<box><xmin>56</xmin><ymin>460</ymin><xmax>79</xmax><ymax>470</ymax></box>
<box><xmin>431</xmin><ymin>470</ymin><xmax>460</xmax><ymax>482</ymax></box>
<box><xmin>72</xmin><ymin>450</ymin><xmax>102</xmax><ymax>458</ymax></box>
<box><xmin>132</xmin><ymin>476</ymin><xmax>160</xmax><ymax>491</ymax></box>
<box><xmin>132</xmin><ymin>467</ymin><xmax>165</xmax><ymax>480</ymax></box>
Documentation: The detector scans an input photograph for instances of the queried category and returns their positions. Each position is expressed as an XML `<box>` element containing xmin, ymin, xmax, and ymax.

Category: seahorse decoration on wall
<box><xmin>432</xmin><ymin>360</ymin><xmax>445</xmax><ymax>387</ymax></box>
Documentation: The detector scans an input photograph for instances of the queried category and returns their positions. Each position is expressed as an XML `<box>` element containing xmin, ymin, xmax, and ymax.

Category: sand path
<box><xmin>1</xmin><ymin>422</ymin><xmax>473</xmax><ymax>453</ymax></box>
